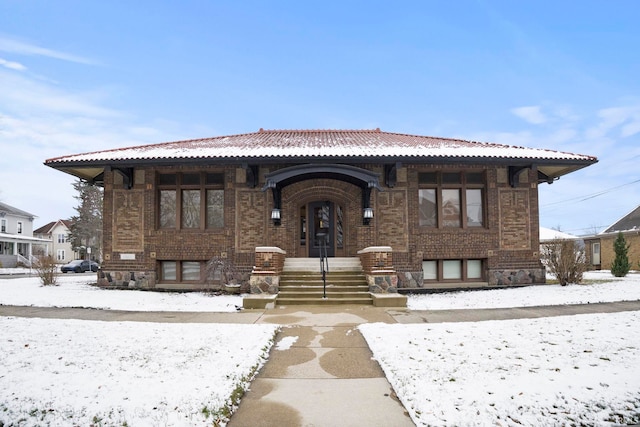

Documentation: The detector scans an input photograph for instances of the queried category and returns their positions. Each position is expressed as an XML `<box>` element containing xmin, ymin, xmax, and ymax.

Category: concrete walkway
<box><xmin>2</xmin><ymin>301</ymin><xmax>640</xmax><ymax>427</ymax></box>
<box><xmin>229</xmin><ymin>306</ymin><xmax>414</xmax><ymax>426</ymax></box>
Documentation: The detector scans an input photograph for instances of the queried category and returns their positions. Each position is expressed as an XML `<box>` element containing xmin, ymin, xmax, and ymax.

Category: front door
<box><xmin>308</xmin><ymin>201</ymin><xmax>335</xmax><ymax>257</ymax></box>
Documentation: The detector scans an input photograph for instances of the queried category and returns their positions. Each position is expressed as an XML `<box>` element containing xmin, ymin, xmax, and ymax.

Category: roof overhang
<box><xmin>45</xmin><ymin>155</ymin><xmax>596</xmax><ymax>187</ymax></box>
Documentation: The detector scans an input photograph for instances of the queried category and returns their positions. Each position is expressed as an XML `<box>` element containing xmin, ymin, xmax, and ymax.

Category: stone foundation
<box><xmin>249</xmin><ymin>274</ymin><xmax>280</xmax><ymax>294</ymax></box>
<box><xmin>490</xmin><ymin>268</ymin><xmax>546</xmax><ymax>286</ymax></box>
<box><xmin>367</xmin><ymin>272</ymin><xmax>399</xmax><ymax>293</ymax></box>
<box><xmin>97</xmin><ymin>270</ymin><xmax>151</xmax><ymax>289</ymax></box>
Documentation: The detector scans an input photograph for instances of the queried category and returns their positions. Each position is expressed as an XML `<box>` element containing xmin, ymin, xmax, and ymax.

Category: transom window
<box><xmin>418</xmin><ymin>171</ymin><xmax>485</xmax><ymax>228</ymax></box>
<box><xmin>157</xmin><ymin>172</ymin><xmax>224</xmax><ymax>229</ymax></box>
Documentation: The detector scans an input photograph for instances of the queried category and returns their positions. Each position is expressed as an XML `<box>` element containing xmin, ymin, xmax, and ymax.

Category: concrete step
<box><xmin>280</xmin><ymin>279</ymin><xmax>367</xmax><ymax>287</ymax></box>
<box><xmin>283</xmin><ymin>257</ymin><xmax>363</xmax><ymax>272</ymax></box>
<box><xmin>276</xmin><ymin>296</ymin><xmax>373</xmax><ymax>306</ymax></box>
<box><xmin>279</xmin><ymin>290</ymin><xmax>371</xmax><ymax>298</ymax></box>
<box><xmin>279</xmin><ymin>285</ymin><xmax>369</xmax><ymax>292</ymax></box>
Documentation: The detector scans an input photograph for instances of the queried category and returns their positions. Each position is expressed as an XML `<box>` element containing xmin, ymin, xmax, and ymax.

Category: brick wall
<box><xmin>591</xmin><ymin>232</ymin><xmax>640</xmax><ymax>271</ymax></box>
<box><xmin>100</xmin><ymin>162</ymin><xmax>545</xmax><ymax>290</ymax></box>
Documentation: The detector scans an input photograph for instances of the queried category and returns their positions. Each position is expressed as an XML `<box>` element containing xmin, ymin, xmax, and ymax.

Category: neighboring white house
<box><xmin>33</xmin><ymin>219</ymin><xmax>77</xmax><ymax>264</ymax></box>
<box><xmin>0</xmin><ymin>202</ymin><xmax>51</xmax><ymax>267</ymax></box>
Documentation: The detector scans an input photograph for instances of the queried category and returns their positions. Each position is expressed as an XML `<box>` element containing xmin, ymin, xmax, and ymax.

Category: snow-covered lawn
<box><xmin>360</xmin><ymin>311</ymin><xmax>640</xmax><ymax>426</ymax></box>
<box><xmin>1</xmin><ymin>318</ymin><xmax>278</xmax><ymax>426</ymax></box>
<box><xmin>1</xmin><ymin>270</ymin><xmax>639</xmax><ymax>426</ymax></box>
<box><xmin>0</xmin><ymin>273</ymin><xmax>243</xmax><ymax>312</ymax></box>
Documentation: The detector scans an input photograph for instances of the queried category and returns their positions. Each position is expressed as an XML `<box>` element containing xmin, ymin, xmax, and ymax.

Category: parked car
<box><xmin>60</xmin><ymin>259</ymin><xmax>100</xmax><ymax>273</ymax></box>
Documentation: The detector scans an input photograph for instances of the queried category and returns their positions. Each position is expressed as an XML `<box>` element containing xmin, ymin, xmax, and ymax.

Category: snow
<box><xmin>0</xmin><ymin>273</ymin><xmax>243</xmax><ymax>312</ymax></box>
<box><xmin>539</xmin><ymin>226</ymin><xmax>578</xmax><ymax>241</ymax></box>
<box><xmin>408</xmin><ymin>270</ymin><xmax>640</xmax><ymax>310</ymax></box>
<box><xmin>359</xmin><ymin>312</ymin><xmax>640</xmax><ymax>426</ymax></box>
<box><xmin>1</xmin><ymin>270</ymin><xmax>640</xmax><ymax>426</ymax></box>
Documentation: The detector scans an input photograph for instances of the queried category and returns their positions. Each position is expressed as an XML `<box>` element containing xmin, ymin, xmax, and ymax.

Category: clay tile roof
<box><xmin>45</xmin><ymin>128</ymin><xmax>597</xmax><ymax>165</ymax></box>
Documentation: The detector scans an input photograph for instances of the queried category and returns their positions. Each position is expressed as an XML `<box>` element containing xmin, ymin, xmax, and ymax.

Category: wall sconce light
<box><xmin>271</xmin><ymin>208</ymin><xmax>281</xmax><ymax>226</ymax></box>
<box><xmin>363</xmin><ymin>207</ymin><xmax>373</xmax><ymax>225</ymax></box>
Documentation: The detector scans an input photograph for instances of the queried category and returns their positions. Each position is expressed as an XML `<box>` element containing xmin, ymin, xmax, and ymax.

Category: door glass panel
<box><xmin>300</xmin><ymin>206</ymin><xmax>306</xmax><ymax>246</ymax></box>
<box><xmin>336</xmin><ymin>205</ymin><xmax>344</xmax><ymax>249</ymax></box>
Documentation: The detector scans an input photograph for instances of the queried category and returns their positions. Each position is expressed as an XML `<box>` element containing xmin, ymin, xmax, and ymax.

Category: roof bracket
<box><xmin>385</xmin><ymin>162</ymin><xmax>401</xmax><ymax>188</ymax></box>
<box><xmin>243</xmin><ymin>164</ymin><xmax>259</xmax><ymax>188</ymax></box>
<box><xmin>114</xmin><ymin>167</ymin><xmax>134</xmax><ymax>189</ymax></box>
<box><xmin>537</xmin><ymin>170</ymin><xmax>558</xmax><ymax>185</ymax></box>
<box><xmin>508</xmin><ymin>166</ymin><xmax>529</xmax><ymax>188</ymax></box>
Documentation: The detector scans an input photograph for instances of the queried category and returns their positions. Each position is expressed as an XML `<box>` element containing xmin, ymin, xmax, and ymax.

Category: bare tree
<box><xmin>541</xmin><ymin>239</ymin><xmax>587</xmax><ymax>286</ymax></box>
<box><xmin>33</xmin><ymin>255</ymin><xmax>59</xmax><ymax>286</ymax></box>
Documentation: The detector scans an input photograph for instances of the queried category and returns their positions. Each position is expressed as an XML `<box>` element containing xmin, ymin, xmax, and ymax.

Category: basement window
<box><xmin>159</xmin><ymin>260</ymin><xmax>203</xmax><ymax>283</ymax></box>
<box><xmin>423</xmin><ymin>259</ymin><xmax>486</xmax><ymax>282</ymax></box>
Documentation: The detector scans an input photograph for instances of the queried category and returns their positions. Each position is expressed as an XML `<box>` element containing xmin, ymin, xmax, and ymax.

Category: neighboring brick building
<box><xmin>45</xmin><ymin>129</ymin><xmax>597</xmax><ymax>291</ymax></box>
<box><xmin>584</xmin><ymin>205</ymin><xmax>640</xmax><ymax>271</ymax></box>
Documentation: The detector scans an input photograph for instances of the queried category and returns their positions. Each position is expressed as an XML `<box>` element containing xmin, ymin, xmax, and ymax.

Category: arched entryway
<box><xmin>263</xmin><ymin>164</ymin><xmax>382</xmax><ymax>258</ymax></box>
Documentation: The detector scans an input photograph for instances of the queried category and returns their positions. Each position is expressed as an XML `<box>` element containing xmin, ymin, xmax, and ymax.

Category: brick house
<box><xmin>584</xmin><ymin>205</ymin><xmax>640</xmax><ymax>271</ymax></box>
<box><xmin>45</xmin><ymin>129</ymin><xmax>596</xmax><ymax>292</ymax></box>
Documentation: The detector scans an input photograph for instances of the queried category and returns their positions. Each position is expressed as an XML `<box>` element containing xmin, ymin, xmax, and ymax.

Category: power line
<box><xmin>542</xmin><ymin>178</ymin><xmax>640</xmax><ymax>207</ymax></box>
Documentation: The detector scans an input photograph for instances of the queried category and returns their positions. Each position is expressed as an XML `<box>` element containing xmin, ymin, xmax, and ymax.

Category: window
<box><xmin>57</xmin><ymin>234</ymin><xmax>66</xmax><ymax>243</ymax></box>
<box><xmin>17</xmin><ymin>221</ymin><xmax>23</xmax><ymax>234</ymax></box>
<box><xmin>160</xmin><ymin>260</ymin><xmax>203</xmax><ymax>282</ymax></box>
<box><xmin>419</xmin><ymin>171</ymin><xmax>485</xmax><ymax>228</ymax></box>
<box><xmin>1</xmin><ymin>219</ymin><xmax>6</xmax><ymax>233</ymax></box>
<box><xmin>423</xmin><ymin>259</ymin><xmax>485</xmax><ymax>281</ymax></box>
<box><xmin>57</xmin><ymin>249</ymin><xmax>66</xmax><ymax>261</ymax></box>
<box><xmin>157</xmin><ymin>172</ymin><xmax>224</xmax><ymax>229</ymax></box>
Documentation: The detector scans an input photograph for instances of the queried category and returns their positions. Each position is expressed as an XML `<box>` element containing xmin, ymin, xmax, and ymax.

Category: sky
<box><xmin>1</xmin><ymin>0</ymin><xmax>639</xmax><ymax>235</ymax></box>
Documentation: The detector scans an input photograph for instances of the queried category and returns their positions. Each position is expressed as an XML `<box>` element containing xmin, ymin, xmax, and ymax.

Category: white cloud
<box><xmin>511</xmin><ymin>105</ymin><xmax>547</xmax><ymax>124</ymax></box>
<box><xmin>0</xmin><ymin>57</ymin><xmax>26</xmax><ymax>71</ymax></box>
<box><xmin>586</xmin><ymin>105</ymin><xmax>640</xmax><ymax>139</ymax></box>
<box><xmin>0</xmin><ymin>36</ymin><xmax>96</xmax><ymax>65</ymax></box>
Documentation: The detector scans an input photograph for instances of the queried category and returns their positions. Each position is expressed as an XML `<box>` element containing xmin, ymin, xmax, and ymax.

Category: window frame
<box><xmin>156</xmin><ymin>172</ymin><xmax>225</xmax><ymax>230</ymax></box>
<box><xmin>422</xmin><ymin>259</ymin><xmax>486</xmax><ymax>282</ymax></box>
<box><xmin>418</xmin><ymin>171</ymin><xmax>486</xmax><ymax>229</ymax></box>
<box><xmin>159</xmin><ymin>260</ymin><xmax>204</xmax><ymax>283</ymax></box>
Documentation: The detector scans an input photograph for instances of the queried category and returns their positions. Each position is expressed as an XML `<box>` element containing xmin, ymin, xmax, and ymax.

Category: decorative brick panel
<box><xmin>376</xmin><ymin>190</ymin><xmax>409</xmax><ymax>251</ymax></box>
<box><xmin>236</xmin><ymin>190</ymin><xmax>266</xmax><ymax>252</ymax></box>
<box><xmin>499</xmin><ymin>189</ymin><xmax>531</xmax><ymax>250</ymax></box>
<box><xmin>112</xmin><ymin>190</ymin><xmax>144</xmax><ymax>252</ymax></box>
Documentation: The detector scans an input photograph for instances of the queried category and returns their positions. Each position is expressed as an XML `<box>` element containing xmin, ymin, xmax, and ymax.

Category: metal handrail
<box><xmin>318</xmin><ymin>234</ymin><xmax>329</xmax><ymax>299</ymax></box>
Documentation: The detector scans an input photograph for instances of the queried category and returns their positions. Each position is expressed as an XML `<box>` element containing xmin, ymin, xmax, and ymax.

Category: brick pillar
<box><xmin>249</xmin><ymin>246</ymin><xmax>286</xmax><ymax>294</ymax></box>
<box><xmin>357</xmin><ymin>246</ymin><xmax>398</xmax><ymax>293</ymax></box>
